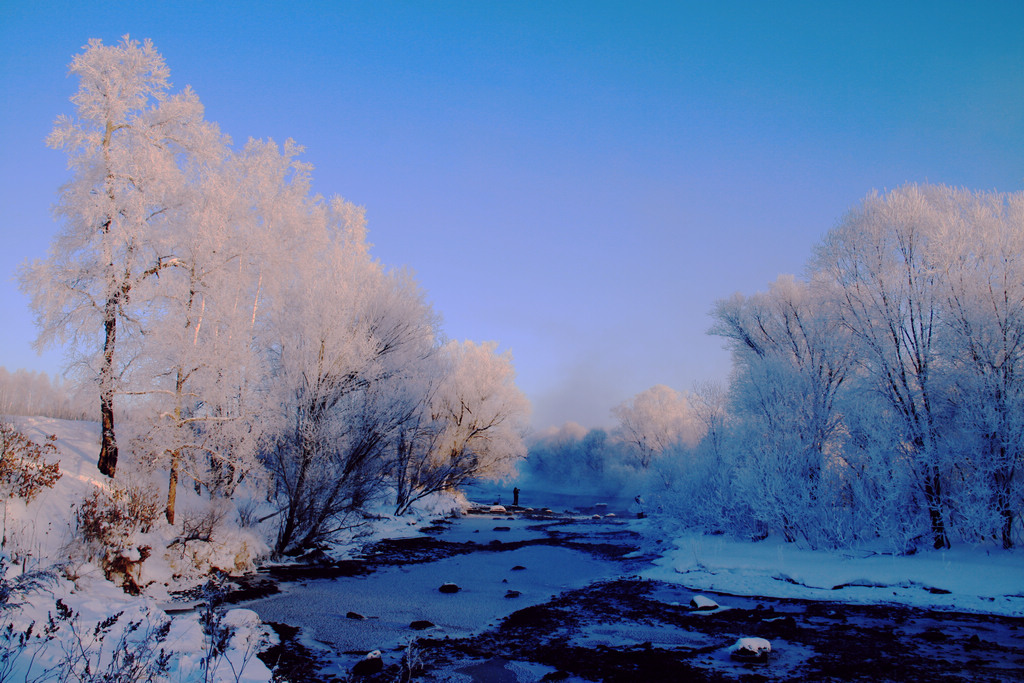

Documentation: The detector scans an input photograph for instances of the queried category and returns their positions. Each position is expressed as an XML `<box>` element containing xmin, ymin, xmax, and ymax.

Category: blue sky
<box><xmin>2</xmin><ymin>1</ymin><xmax>1022</xmax><ymax>431</ymax></box>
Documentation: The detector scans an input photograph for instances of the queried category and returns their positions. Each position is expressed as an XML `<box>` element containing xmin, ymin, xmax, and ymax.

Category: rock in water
<box><xmin>352</xmin><ymin>650</ymin><xmax>383</xmax><ymax>676</ymax></box>
<box><xmin>689</xmin><ymin>595</ymin><xmax>719</xmax><ymax>611</ymax></box>
<box><xmin>505</xmin><ymin>590</ymin><xmax>521</xmax><ymax>598</ymax></box>
<box><xmin>346</xmin><ymin>611</ymin><xmax>366</xmax><ymax>620</ymax></box>
<box><xmin>729</xmin><ymin>637</ymin><xmax>771</xmax><ymax>663</ymax></box>
<box><xmin>410</xmin><ymin>620</ymin><xmax>435</xmax><ymax>630</ymax></box>
<box><xmin>439</xmin><ymin>582</ymin><xmax>461</xmax><ymax>593</ymax></box>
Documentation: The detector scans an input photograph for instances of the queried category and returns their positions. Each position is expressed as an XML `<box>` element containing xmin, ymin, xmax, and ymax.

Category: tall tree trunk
<box><xmin>166</xmin><ymin>449</ymin><xmax>180</xmax><ymax>525</ymax></box>
<box><xmin>923</xmin><ymin>466</ymin><xmax>949</xmax><ymax>549</ymax></box>
<box><xmin>995</xmin><ymin>464</ymin><xmax>1015</xmax><ymax>549</ymax></box>
<box><xmin>97</xmin><ymin>301</ymin><xmax>118</xmax><ymax>478</ymax></box>
<box><xmin>275</xmin><ymin>440</ymin><xmax>312</xmax><ymax>558</ymax></box>
<box><xmin>1001</xmin><ymin>506</ymin><xmax>1015</xmax><ymax>550</ymax></box>
<box><xmin>165</xmin><ymin>370</ymin><xmax>187</xmax><ymax>524</ymax></box>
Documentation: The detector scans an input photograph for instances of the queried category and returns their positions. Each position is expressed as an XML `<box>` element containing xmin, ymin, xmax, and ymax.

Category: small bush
<box><xmin>178</xmin><ymin>505</ymin><xmax>228</xmax><ymax>545</ymax></box>
<box><xmin>75</xmin><ymin>485</ymin><xmax>161</xmax><ymax>551</ymax></box>
<box><xmin>73</xmin><ymin>484</ymin><xmax>161</xmax><ymax>594</ymax></box>
<box><xmin>0</xmin><ymin>422</ymin><xmax>61</xmax><ymax>503</ymax></box>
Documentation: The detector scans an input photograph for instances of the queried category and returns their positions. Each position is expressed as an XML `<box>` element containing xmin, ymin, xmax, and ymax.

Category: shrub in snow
<box><xmin>167</xmin><ymin>524</ymin><xmax>268</xmax><ymax>580</ymax></box>
<box><xmin>0</xmin><ymin>422</ymin><xmax>61</xmax><ymax>504</ymax></box>
<box><xmin>1</xmin><ymin>566</ymin><xmax>271</xmax><ymax>683</ymax></box>
<box><xmin>1</xmin><ymin>555</ymin><xmax>58</xmax><ymax>681</ymax></box>
<box><xmin>75</xmin><ymin>483</ymin><xmax>161</xmax><ymax>551</ymax></box>
<box><xmin>71</xmin><ymin>482</ymin><xmax>161</xmax><ymax>593</ymax></box>
<box><xmin>1</xmin><ymin>570</ymin><xmax>174</xmax><ymax>683</ymax></box>
<box><xmin>0</xmin><ymin>553</ymin><xmax>56</xmax><ymax>612</ymax></box>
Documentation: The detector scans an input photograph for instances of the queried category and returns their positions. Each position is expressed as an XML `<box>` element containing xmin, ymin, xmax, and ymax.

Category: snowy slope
<box><xmin>3</xmin><ymin>417</ymin><xmax>104</xmax><ymax>563</ymax></box>
<box><xmin>1</xmin><ymin>416</ymin><xmax>275</xmax><ymax>682</ymax></box>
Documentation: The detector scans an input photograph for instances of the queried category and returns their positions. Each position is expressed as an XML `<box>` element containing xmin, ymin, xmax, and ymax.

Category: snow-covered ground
<box><xmin>642</xmin><ymin>525</ymin><xmax>1024</xmax><ymax>617</ymax></box>
<box><xmin>1</xmin><ymin>416</ymin><xmax>277</xmax><ymax>682</ymax></box>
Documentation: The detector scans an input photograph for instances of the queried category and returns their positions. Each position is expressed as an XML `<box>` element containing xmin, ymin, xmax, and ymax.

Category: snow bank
<box><xmin>1</xmin><ymin>559</ymin><xmax>276</xmax><ymax>682</ymax></box>
<box><xmin>1</xmin><ymin>416</ymin><xmax>275</xmax><ymax>681</ymax></box>
<box><xmin>644</xmin><ymin>528</ymin><xmax>1024</xmax><ymax>616</ymax></box>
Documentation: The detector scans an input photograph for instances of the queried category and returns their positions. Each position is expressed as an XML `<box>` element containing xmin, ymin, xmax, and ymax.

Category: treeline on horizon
<box><xmin>0</xmin><ymin>367</ymin><xmax>91</xmax><ymax>421</ymax></box>
<box><xmin>526</xmin><ymin>183</ymin><xmax>1024</xmax><ymax>553</ymax></box>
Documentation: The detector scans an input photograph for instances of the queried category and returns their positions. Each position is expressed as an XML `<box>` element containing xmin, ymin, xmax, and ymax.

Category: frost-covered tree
<box><xmin>127</xmin><ymin>140</ymin><xmax>307</xmax><ymax>523</ymax></box>
<box><xmin>263</xmin><ymin>204</ymin><xmax>440</xmax><ymax>556</ymax></box>
<box><xmin>689</xmin><ymin>380</ymin><xmax>727</xmax><ymax>465</ymax></box>
<box><xmin>626</xmin><ymin>184</ymin><xmax>1024</xmax><ymax>551</ymax></box>
<box><xmin>928</xmin><ymin>187</ymin><xmax>1024</xmax><ymax>548</ymax></box>
<box><xmin>525</xmin><ymin>423</ymin><xmax>603</xmax><ymax>487</ymax></box>
<box><xmin>813</xmin><ymin>185</ymin><xmax>956</xmax><ymax>549</ymax></box>
<box><xmin>711</xmin><ymin>275</ymin><xmax>852</xmax><ymax>544</ymax></box>
<box><xmin>401</xmin><ymin>340</ymin><xmax>529</xmax><ymax>505</ymax></box>
<box><xmin>20</xmin><ymin>36</ymin><xmax>222</xmax><ymax>478</ymax></box>
<box><xmin>0</xmin><ymin>368</ymin><xmax>90</xmax><ymax>421</ymax></box>
<box><xmin>611</xmin><ymin>384</ymin><xmax>698</xmax><ymax>469</ymax></box>
<box><xmin>712</xmin><ymin>275</ymin><xmax>850</xmax><ymax>465</ymax></box>
<box><xmin>389</xmin><ymin>354</ymin><xmax>446</xmax><ymax>515</ymax></box>
<box><xmin>20</xmin><ymin>38</ymin><xmax>534</xmax><ymax>554</ymax></box>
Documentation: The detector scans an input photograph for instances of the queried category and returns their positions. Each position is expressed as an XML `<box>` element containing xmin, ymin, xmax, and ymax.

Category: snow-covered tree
<box><xmin>0</xmin><ymin>368</ymin><xmax>90</xmax><ymax>421</ymax></box>
<box><xmin>403</xmin><ymin>340</ymin><xmax>530</xmax><ymax>504</ymax></box>
<box><xmin>20</xmin><ymin>36</ymin><xmax>222</xmax><ymax>478</ymax></box>
<box><xmin>813</xmin><ymin>185</ymin><xmax>956</xmax><ymax>549</ymax></box>
<box><xmin>619</xmin><ymin>184</ymin><xmax>1023</xmax><ymax>551</ymax></box>
<box><xmin>929</xmin><ymin>187</ymin><xmax>1024</xmax><ymax>548</ymax></box>
<box><xmin>126</xmin><ymin>139</ymin><xmax>306</xmax><ymax>523</ymax></box>
<box><xmin>262</xmin><ymin>204</ymin><xmax>440</xmax><ymax>556</ymax></box>
<box><xmin>20</xmin><ymin>38</ymin><xmax>535</xmax><ymax>558</ymax></box>
<box><xmin>689</xmin><ymin>380</ymin><xmax>728</xmax><ymax>465</ymax></box>
<box><xmin>611</xmin><ymin>384</ymin><xmax>698</xmax><ymax>469</ymax></box>
<box><xmin>711</xmin><ymin>275</ymin><xmax>852</xmax><ymax>544</ymax></box>
<box><xmin>389</xmin><ymin>353</ymin><xmax>446</xmax><ymax>515</ymax></box>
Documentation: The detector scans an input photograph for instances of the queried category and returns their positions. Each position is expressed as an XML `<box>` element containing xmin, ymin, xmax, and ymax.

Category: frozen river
<box><xmin>240</xmin><ymin>495</ymin><xmax>645</xmax><ymax>678</ymax></box>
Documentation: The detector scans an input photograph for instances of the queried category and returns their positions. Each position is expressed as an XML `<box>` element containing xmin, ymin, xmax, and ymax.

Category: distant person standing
<box><xmin>513</xmin><ymin>487</ymin><xmax>520</xmax><ymax>507</ymax></box>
